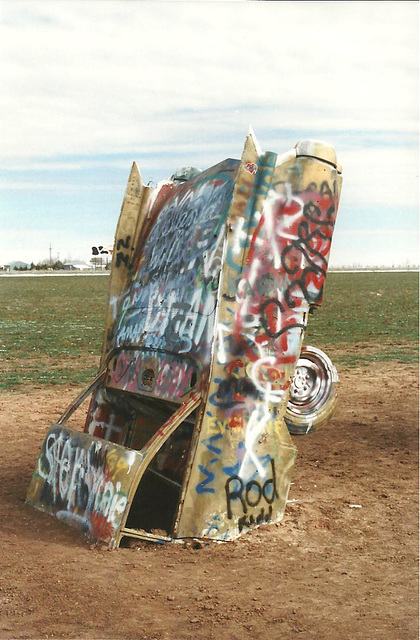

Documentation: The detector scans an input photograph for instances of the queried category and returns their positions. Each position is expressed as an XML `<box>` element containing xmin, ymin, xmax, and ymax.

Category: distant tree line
<box><xmin>34</xmin><ymin>260</ymin><xmax>66</xmax><ymax>270</ymax></box>
<box><xmin>11</xmin><ymin>260</ymin><xmax>66</xmax><ymax>271</ymax></box>
<box><xmin>6</xmin><ymin>257</ymin><xmax>111</xmax><ymax>271</ymax></box>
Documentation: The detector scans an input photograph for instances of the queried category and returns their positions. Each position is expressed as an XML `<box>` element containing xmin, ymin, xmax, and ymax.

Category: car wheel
<box><xmin>285</xmin><ymin>346</ymin><xmax>339</xmax><ymax>435</ymax></box>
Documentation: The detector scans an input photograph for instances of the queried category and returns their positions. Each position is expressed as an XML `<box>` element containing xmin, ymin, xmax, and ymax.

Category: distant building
<box><xmin>2</xmin><ymin>261</ymin><xmax>30</xmax><ymax>271</ymax></box>
<box><xmin>63</xmin><ymin>262</ymin><xmax>93</xmax><ymax>271</ymax></box>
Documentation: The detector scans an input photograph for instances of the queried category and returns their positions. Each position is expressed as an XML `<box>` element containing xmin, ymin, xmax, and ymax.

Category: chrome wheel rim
<box><xmin>285</xmin><ymin>346</ymin><xmax>339</xmax><ymax>435</ymax></box>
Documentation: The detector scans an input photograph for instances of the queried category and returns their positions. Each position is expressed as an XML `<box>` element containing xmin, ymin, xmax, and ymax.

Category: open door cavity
<box><xmin>116</xmin><ymin>390</ymin><xmax>201</xmax><ymax>546</ymax></box>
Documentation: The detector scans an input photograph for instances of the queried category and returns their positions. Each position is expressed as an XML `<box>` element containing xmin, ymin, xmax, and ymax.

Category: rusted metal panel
<box><xmin>105</xmin><ymin>158</ymin><xmax>241</xmax><ymax>401</ymax></box>
<box><xmin>176</xmin><ymin>136</ymin><xmax>342</xmax><ymax>540</ymax></box>
<box><xmin>101</xmin><ymin>163</ymin><xmax>151</xmax><ymax>364</ymax></box>
<box><xmin>26</xmin><ymin>426</ymin><xmax>144</xmax><ymax>546</ymax></box>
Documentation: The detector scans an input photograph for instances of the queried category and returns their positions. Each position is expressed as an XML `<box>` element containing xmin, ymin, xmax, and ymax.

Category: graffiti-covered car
<box><xmin>27</xmin><ymin>130</ymin><xmax>343</xmax><ymax>547</ymax></box>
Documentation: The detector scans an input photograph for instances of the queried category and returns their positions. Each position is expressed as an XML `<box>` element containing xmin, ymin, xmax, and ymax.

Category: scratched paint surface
<box><xmin>26</xmin><ymin>426</ymin><xmax>143</xmax><ymax>545</ymax></box>
<box><xmin>177</xmin><ymin>140</ymin><xmax>342</xmax><ymax>540</ymax></box>
<box><xmin>106</xmin><ymin>159</ymin><xmax>240</xmax><ymax>401</ymax></box>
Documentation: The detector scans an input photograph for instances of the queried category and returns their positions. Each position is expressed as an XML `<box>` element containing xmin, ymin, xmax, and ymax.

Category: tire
<box><xmin>285</xmin><ymin>346</ymin><xmax>339</xmax><ymax>435</ymax></box>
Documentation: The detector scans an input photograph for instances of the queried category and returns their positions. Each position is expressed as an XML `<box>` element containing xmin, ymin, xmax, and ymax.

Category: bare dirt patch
<box><xmin>0</xmin><ymin>364</ymin><xmax>418</xmax><ymax>640</ymax></box>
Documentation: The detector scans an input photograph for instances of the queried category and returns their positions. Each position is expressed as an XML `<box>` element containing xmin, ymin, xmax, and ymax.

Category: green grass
<box><xmin>0</xmin><ymin>276</ymin><xmax>109</xmax><ymax>390</ymax></box>
<box><xmin>0</xmin><ymin>272</ymin><xmax>418</xmax><ymax>390</ymax></box>
<box><xmin>305</xmin><ymin>272</ymin><xmax>419</xmax><ymax>367</ymax></box>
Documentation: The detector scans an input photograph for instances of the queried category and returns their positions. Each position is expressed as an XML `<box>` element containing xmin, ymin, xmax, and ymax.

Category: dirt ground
<box><xmin>0</xmin><ymin>363</ymin><xmax>418</xmax><ymax>640</ymax></box>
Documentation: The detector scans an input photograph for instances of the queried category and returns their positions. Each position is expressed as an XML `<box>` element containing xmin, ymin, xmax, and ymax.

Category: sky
<box><xmin>0</xmin><ymin>0</ymin><xmax>418</xmax><ymax>268</ymax></box>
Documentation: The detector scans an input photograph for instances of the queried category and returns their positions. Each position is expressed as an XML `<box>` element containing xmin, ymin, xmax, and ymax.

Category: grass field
<box><xmin>305</xmin><ymin>271</ymin><xmax>419</xmax><ymax>368</ymax></box>
<box><xmin>0</xmin><ymin>272</ymin><xmax>418</xmax><ymax>390</ymax></box>
<box><xmin>0</xmin><ymin>276</ymin><xmax>109</xmax><ymax>390</ymax></box>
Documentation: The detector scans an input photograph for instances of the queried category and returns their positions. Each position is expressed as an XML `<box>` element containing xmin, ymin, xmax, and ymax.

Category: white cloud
<box><xmin>0</xmin><ymin>181</ymin><xmax>121</xmax><ymax>191</ymax></box>
<box><xmin>0</xmin><ymin>228</ymin><xmax>111</xmax><ymax>265</ymax></box>
<box><xmin>0</xmin><ymin>1</ymin><xmax>417</xmax><ymax>159</ymax></box>
<box><xmin>329</xmin><ymin>229</ymin><xmax>419</xmax><ymax>267</ymax></box>
<box><xmin>0</xmin><ymin>1</ymin><xmax>417</xmax><ymax>268</ymax></box>
<box><xmin>338</xmin><ymin>147</ymin><xmax>419</xmax><ymax>208</ymax></box>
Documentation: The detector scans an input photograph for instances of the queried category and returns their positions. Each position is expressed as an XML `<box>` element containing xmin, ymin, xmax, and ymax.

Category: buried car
<box><xmin>27</xmin><ymin>130</ymin><xmax>342</xmax><ymax>547</ymax></box>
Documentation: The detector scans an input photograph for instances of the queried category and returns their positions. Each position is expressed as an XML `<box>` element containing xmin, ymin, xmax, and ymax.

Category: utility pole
<box><xmin>49</xmin><ymin>243</ymin><xmax>52</xmax><ymax>268</ymax></box>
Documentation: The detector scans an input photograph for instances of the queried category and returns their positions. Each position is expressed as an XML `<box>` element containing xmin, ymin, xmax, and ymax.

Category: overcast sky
<box><xmin>0</xmin><ymin>0</ymin><xmax>418</xmax><ymax>267</ymax></box>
